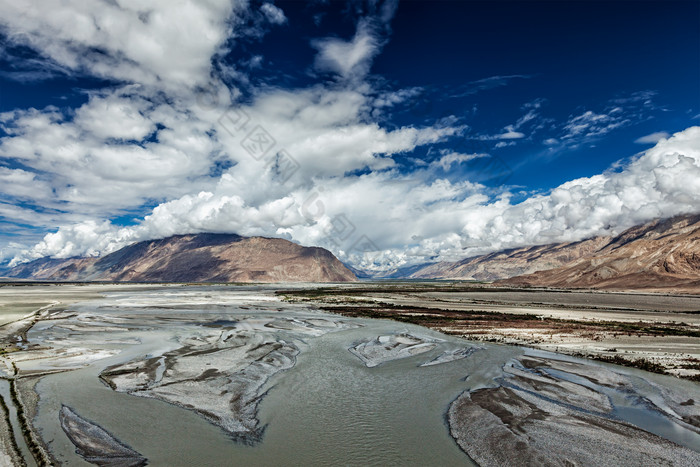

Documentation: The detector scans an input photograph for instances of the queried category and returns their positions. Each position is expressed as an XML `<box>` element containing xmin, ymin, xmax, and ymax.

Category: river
<box><xmin>8</xmin><ymin>285</ymin><xmax>699</xmax><ymax>465</ymax></box>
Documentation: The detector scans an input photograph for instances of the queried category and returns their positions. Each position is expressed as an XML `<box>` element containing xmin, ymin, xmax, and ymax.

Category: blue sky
<box><xmin>0</xmin><ymin>0</ymin><xmax>699</xmax><ymax>270</ymax></box>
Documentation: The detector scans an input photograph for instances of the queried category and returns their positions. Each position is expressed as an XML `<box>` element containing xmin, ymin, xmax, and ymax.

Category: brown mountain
<box><xmin>400</xmin><ymin>236</ymin><xmax>611</xmax><ymax>281</ymax></box>
<box><xmin>386</xmin><ymin>214</ymin><xmax>700</xmax><ymax>293</ymax></box>
<box><xmin>5</xmin><ymin>233</ymin><xmax>357</xmax><ymax>283</ymax></box>
<box><xmin>499</xmin><ymin>214</ymin><xmax>700</xmax><ymax>292</ymax></box>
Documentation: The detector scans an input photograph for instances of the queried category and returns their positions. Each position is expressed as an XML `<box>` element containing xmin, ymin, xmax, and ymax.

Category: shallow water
<box><xmin>17</xmin><ymin>286</ymin><xmax>700</xmax><ymax>465</ymax></box>
<box><xmin>0</xmin><ymin>379</ymin><xmax>37</xmax><ymax>467</ymax></box>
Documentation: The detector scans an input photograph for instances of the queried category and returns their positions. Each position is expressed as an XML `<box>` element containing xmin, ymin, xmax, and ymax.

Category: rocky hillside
<box><xmin>500</xmin><ymin>214</ymin><xmax>700</xmax><ymax>292</ymax></box>
<box><xmin>4</xmin><ymin>233</ymin><xmax>357</xmax><ymax>283</ymax></box>
<box><xmin>400</xmin><ymin>236</ymin><xmax>611</xmax><ymax>281</ymax></box>
<box><xmin>7</xmin><ymin>215</ymin><xmax>700</xmax><ymax>290</ymax></box>
<box><xmin>377</xmin><ymin>214</ymin><xmax>700</xmax><ymax>292</ymax></box>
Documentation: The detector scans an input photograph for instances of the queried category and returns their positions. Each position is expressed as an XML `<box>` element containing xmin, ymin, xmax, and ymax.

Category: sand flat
<box><xmin>348</xmin><ymin>333</ymin><xmax>441</xmax><ymax>367</ymax></box>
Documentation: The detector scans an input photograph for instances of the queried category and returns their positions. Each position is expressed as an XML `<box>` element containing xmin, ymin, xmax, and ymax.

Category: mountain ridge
<box><xmin>387</xmin><ymin>236</ymin><xmax>611</xmax><ymax>282</ymax></box>
<box><xmin>499</xmin><ymin>214</ymin><xmax>700</xmax><ymax>292</ymax></box>
<box><xmin>4</xmin><ymin>233</ymin><xmax>357</xmax><ymax>283</ymax></box>
<box><xmin>368</xmin><ymin>214</ymin><xmax>700</xmax><ymax>292</ymax></box>
<box><xmin>6</xmin><ymin>214</ymin><xmax>700</xmax><ymax>291</ymax></box>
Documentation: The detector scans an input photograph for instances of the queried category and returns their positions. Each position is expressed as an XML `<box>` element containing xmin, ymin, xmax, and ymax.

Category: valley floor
<box><xmin>0</xmin><ymin>282</ymin><xmax>699</xmax><ymax>466</ymax></box>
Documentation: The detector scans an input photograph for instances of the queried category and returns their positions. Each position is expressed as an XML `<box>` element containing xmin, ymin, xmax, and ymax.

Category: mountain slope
<box><xmin>378</xmin><ymin>214</ymin><xmax>700</xmax><ymax>292</ymax></box>
<box><xmin>401</xmin><ymin>236</ymin><xmax>611</xmax><ymax>281</ymax></box>
<box><xmin>499</xmin><ymin>214</ymin><xmax>700</xmax><ymax>291</ymax></box>
<box><xmin>5</xmin><ymin>233</ymin><xmax>357</xmax><ymax>283</ymax></box>
<box><xmin>3</xmin><ymin>256</ymin><xmax>100</xmax><ymax>280</ymax></box>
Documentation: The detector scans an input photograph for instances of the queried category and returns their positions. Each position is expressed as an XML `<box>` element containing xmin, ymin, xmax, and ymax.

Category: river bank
<box><xmin>279</xmin><ymin>282</ymin><xmax>700</xmax><ymax>380</ymax></box>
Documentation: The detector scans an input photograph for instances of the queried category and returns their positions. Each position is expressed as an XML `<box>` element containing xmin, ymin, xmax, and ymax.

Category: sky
<box><xmin>0</xmin><ymin>0</ymin><xmax>699</xmax><ymax>272</ymax></box>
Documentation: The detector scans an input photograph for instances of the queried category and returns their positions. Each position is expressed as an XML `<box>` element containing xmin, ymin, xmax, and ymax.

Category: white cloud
<box><xmin>430</xmin><ymin>151</ymin><xmax>486</xmax><ymax>171</ymax></box>
<box><xmin>454</xmin><ymin>126</ymin><xmax>700</xmax><ymax>253</ymax></box>
<box><xmin>12</xmin><ymin>127</ymin><xmax>700</xmax><ymax>271</ymax></box>
<box><xmin>312</xmin><ymin>19</ymin><xmax>381</xmax><ymax>78</ymax></box>
<box><xmin>16</xmin><ymin>220</ymin><xmax>131</xmax><ymax>262</ymax></box>
<box><xmin>0</xmin><ymin>0</ymin><xmax>461</xmax><ymax>266</ymax></box>
<box><xmin>0</xmin><ymin>0</ymin><xmax>240</xmax><ymax>90</ymax></box>
<box><xmin>3</xmin><ymin>80</ymin><xmax>465</xmax><ymax>267</ymax></box>
<box><xmin>260</xmin><ymin>3</ymin><xmax>287</xmax><ymax>25</ymax></box>
<box><xmin>497</xmin><ymin>127</ymin><xmax>525</xmax><ymax>140</ymax></box>
<box><xmin>310</xmin><ymin>1</ymin><xmax>398</xmax><ymax>80</ymax></box>
<box><xmin>74</xmin><ymin>92</ymin><xmax>156</xmax><ymax>141</ymax></box>
<box><xmin>635</xmin><ymin>131</ymin><xmax>670</xmax><ymax>144</ymax></box>
<box><xmin>562</xmin><ymin>110</ymin><xmax>622</xmax><ymax>139</ymax></box>
<box><xmin>372</xmin><ymin>87</ymin><xmax>423</xmax><ymax>109</ymax></box>
<box><xmin>0</xmin><ymin>87</ymin><xmax>222</xmax><ymax>218</ymax></box>
<box><xmin>0</xmin><ymin>167</ymin><xmax>53</xmax><ymax>201</ymax></box>
<box><xmin>553</xmin><ymin>93</ymin><xmax>661</xmax><ymax>149</ymax></box>
<box><xmin>480</xmin><ymin>99</ymin><xmax>548</xmax><ymax>144</ymax></box>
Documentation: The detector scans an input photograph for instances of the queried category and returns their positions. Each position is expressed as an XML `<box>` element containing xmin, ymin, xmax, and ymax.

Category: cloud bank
<box><xmin>10</xmin><ymin>126</ymin><xmax>700</xmax><ymax>270</ymax></box>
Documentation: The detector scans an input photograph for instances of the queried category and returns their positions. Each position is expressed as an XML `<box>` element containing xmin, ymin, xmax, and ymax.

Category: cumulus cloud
<box><xmin>18</xmin><ymin>220</ymin><xmax>135</xmax><ymax>261</ymax></box>
<box><xmin>0</xmin><ymin>79</ymin><xmax>462</xmax><ymax>249</ymax></box>
<box><xmin>260</xmin><ymin>3</ymin><xmax>287</xmax><ymax>25</ymax></box>
<box><xmin>635</xmin><ymin>131</ymin><xmax>670</xmax><ymax>144</ymax></box>
<box><xmin>0</xmin><ymin>87</ymin><xmax>222</xmax><ymax>219</ymax></box>
<box><xmin>452</xmin><ymin>126</ymin><xmax>700</xmax><ymax>252</ymax></box>
<box><xmin>0</xmin><ymin>0</ymin><xmax>241</xmax><ymax>90</ymax></box>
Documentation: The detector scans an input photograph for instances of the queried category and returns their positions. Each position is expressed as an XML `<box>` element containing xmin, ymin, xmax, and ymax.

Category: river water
<box><xmin>13</xmin><ymin>286</ymin><xmax>700</xmax><ymax>465</ymax></box>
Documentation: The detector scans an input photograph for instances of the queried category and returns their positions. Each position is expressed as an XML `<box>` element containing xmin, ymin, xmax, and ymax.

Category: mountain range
<box><xmin>398</xmin><ymin>213</ymin><xmax>700</xmax><ymax>292</ymax></box>
<box><xmin>2</xmin><ymin>233</ymin><xmax>357</xmax><ymax>283</ymax></box>
<box><xmin>3</xmin><ymin>215</ymin><xmax>700</xmax><ymax>292</ymax></box>
<box><xmin>499</xmin><ymin>214</ymin><xmax>700</xmax><ymax>292</ymax></box>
